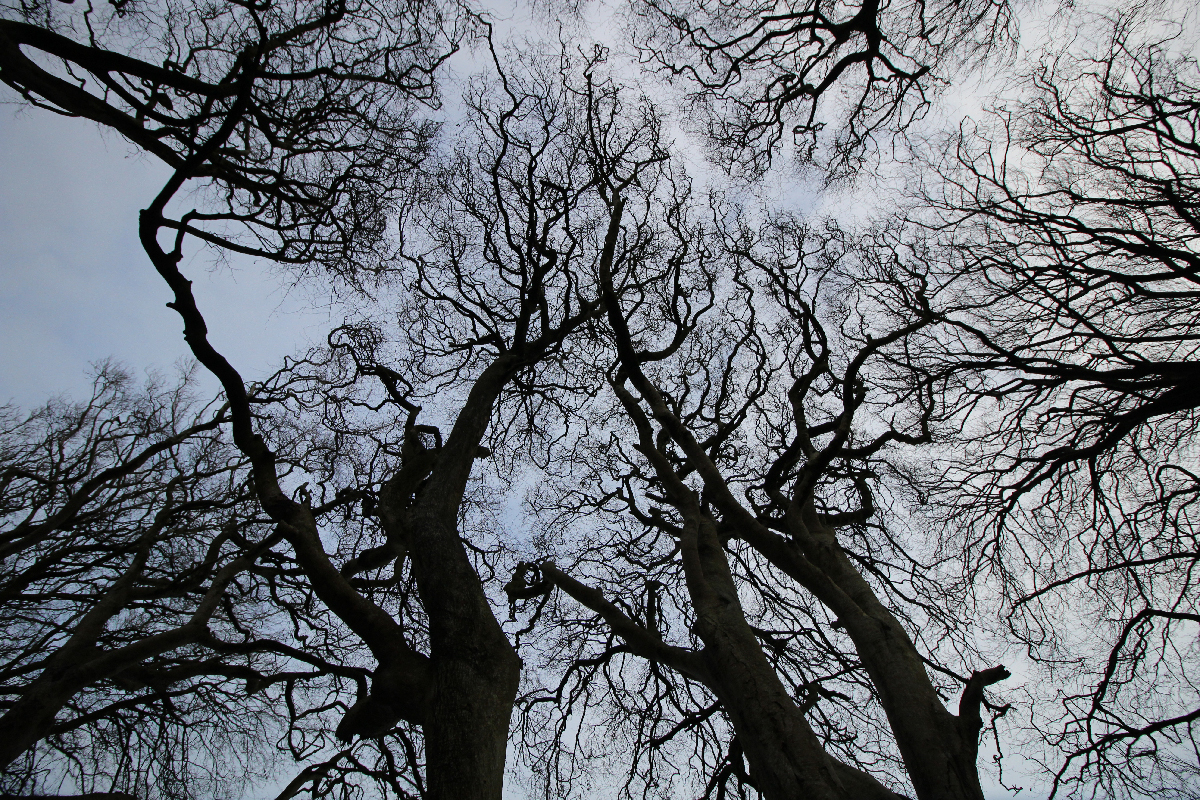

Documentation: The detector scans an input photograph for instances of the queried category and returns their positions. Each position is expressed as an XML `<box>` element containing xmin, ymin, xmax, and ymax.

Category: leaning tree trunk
<box><xmin>790</xmin><ymin>509</ymin><xmax>1002</xmax><ymax>800</ymax></box>
<box><xmin>684</xmin><ymin>511</ymin><xmax>906</xmax><ymax>800</ymax></box>
<box><xmin>736</xmin><ymin>499</ymin><xmax>1008</xmax><ymax>800</ymax></box>
<box><xmin>389</xmin><ymin>363</ymin><xmax>524</xmax><ymax>800</ymax></box>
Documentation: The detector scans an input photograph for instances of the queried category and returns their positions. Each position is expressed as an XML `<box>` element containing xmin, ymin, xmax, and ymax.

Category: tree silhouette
<box><xmin>903</xmin><ymin>6</ymin><xmax>1200</xmax><ymax>796</ymax></box>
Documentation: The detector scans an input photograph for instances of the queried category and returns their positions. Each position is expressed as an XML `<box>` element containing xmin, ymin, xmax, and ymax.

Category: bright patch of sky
<box><xmin>0</xmin><ymin>105</ymin><xmax>342</xmax><ymax>411</ymax></box>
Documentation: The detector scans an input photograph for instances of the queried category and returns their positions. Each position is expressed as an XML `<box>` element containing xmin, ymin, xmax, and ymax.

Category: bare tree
<box><xmin>0</xmin><ymin>365</ymin><xmax>280</xmax><ymax>796</ymax></box>
<box><xmin>630</xmin><ymin>0</ymin><xmax>1017</xmax><ymax>177</ymax></box>
<box><xmin>0</xmin><ymin>0</ymin><xmax>541</xmax><ymax>794</ymax></box>
<box><xmin>505</xmin><ymin>176</ymin><xmax>1014</xmax><ymax>798</ymax></box>
<box><xmin>1</xmin><ymin>36</ymin><xmax>698</xmax><ymax>800</ymax></box>
<box><xmin>0</xmin><ymin>363</ymin><xmax>444</xmax><ymax>799</ymax></box>
<box><xmin>281</xmin><ymin>43</ymin><xmax>676</xmax><ymax>797</ymax></box>
<box><xmin>6</xmin><ymin>0</ymin><xmax>1197</xmax><ymax>797</ymax></box>
<box><xmin>0</xmin><ymin>0</ymin><xmax>462</xmax><ymax>788</ymax></box>
<box><xmin>900</xmin><ymin>5</ymin><xmax>1200</xmax><ymax>796</ymax></box>
<box><xmin>0</xmin><ymin>0</ymin><xmax>685</xmax><ymax>789</ymax></box>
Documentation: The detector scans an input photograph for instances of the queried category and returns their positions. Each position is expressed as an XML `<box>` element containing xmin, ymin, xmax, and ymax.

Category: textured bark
<box><xmin>423</xmin><ymin>637</ymin><xmax>521</xmax><ymax>800</ymax></box>
<box><xmin>405</xmin><ymin>506</ymin><xmax>521</xmax><ymax>800</ymax></box>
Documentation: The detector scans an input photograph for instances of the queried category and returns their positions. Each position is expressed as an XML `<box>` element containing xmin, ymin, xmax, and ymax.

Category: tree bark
<box><xmin>767</xmin><ymin>503</ymin><xmax>1000</xmax><ymax>800</ymax></box>
<box><xmin>686</xmin><ymin>511</ymin><xmax>906</xmax><ymax>800</ymax></box>
<box><xmin>406</xmin><ymin>509</ymin><xmax>521</xmax><ymax>800</ymax></box>
<box><xmin>369</xmin><ymin>361</ymin><xmax>524</xmax><ymax>799</ymax></box>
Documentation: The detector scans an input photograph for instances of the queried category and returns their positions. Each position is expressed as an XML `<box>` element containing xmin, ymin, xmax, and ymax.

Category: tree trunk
<box><xmin>686</xmin><ymin>512</ymin><xmax>905</xmax><ymax>800</ymax></box>
<box><xmin>698</xmin><ymin>624</ymin><xmax>853</xmax><ymax>800</ymax></box>
<box><xmin>407</xmin><ymin>509</ymin><xmax>521</xmax><ymax>800</ymax></box>
<box><xmin>0</xmin><ymin>679</ymin><xmax>75</xmax><ymax>769</ymax></box>
<box><xmin>789</xmin><ymin>509</ymin><xmax>993</xmax><ymax>800</ymax></box>
<box><xmin>424</xmin><ymin>656</ymin><xmax>520</xmax><ymax>800</ymax></box>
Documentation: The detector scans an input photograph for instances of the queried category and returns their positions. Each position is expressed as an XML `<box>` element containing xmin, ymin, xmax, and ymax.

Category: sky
<box><xmin>0</xmin><ymin>104</ymin><xmax>338</xmax><ymax>412</ymax></box>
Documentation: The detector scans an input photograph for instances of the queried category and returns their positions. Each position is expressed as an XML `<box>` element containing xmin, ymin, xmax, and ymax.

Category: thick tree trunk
<box><xmin>0</xmin><ymin>680</ymin><xmax>75</xmax><ymax>769</ymax></box>
<box><xmin>599</xmin><ymin>216</ymin><xmax>1001</xmax><ymax>799</ymax></box>
<box><xmin>698</xmin><ymin>625</ymin><xmax>853</xmax><ymax>800</ymax></box>
<box><xmin>404</xmin><ymin>510</ymin><xmax>521</xmax><ymax>800</ymax></box>
<box><xmin>424</xmin><ymin>655</ymin><xmax>520</xmax><ymax>800</ymax></box>
<box><xmin>686</xmin><ymin>512</ymin><xmax>905</xmax><ymax>800</ymax></box>
<box><xmin>842</xmin><ymin>612</ymin><xmax>987</xmax><ymax>800</ymax></box>
<box><xmin>788</xmin><ymin>509</ymin><xmax>994</xmax><ymax>800</ymax></box>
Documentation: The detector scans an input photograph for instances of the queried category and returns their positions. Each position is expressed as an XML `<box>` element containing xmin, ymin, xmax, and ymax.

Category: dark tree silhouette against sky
<box><xmin>1</xmin><ymin>0</ymin><xmax>1196</xmax><ymax>798</ymax></box>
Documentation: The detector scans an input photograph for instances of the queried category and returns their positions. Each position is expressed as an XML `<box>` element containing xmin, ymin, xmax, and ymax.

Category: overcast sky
<box><xmin>0</xmin><ymin>104</ymin><xmax>338</xmax><ymax>412</ymax></box>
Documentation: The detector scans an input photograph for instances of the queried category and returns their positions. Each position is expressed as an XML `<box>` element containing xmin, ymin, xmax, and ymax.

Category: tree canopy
<box><xmin>1</xmin><ymin>0</ymin><xmax>1197</xmax><ymax>798</ymax></box>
